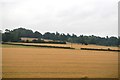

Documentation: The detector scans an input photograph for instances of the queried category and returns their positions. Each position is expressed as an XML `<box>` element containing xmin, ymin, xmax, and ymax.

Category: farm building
<box><xmin>41</xmin><ymin>38</ymin><xmax>54</xmax><ymax>42</ymax></box>
<box><xmin>20</xmin><ymin>37</ymin><xmax>38</xmax><ymax>42</ymax></box>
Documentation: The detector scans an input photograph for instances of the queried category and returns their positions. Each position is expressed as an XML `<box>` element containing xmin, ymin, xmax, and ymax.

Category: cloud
<box><xmin>1</xmin><ymin>0</ymin><xmax>119</xmax><ymax>37</ymax></box>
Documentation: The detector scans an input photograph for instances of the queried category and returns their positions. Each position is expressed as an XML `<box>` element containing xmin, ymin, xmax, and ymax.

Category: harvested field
<box><xmin>2</xmin><ymin>44</ymin><xmax>118</xmax><ymax>78</ymax></box>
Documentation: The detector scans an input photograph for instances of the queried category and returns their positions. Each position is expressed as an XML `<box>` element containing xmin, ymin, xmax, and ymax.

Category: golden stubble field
<box><xmin>2</xmin><ymin>44</ymin><xmax>118</xmax><ymax>78</ymax></box>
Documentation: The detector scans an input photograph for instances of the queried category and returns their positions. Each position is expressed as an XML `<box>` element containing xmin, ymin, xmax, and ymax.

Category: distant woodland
<box><xmin>2</xmin><ymin>28</ymin><xmax>120</xmax><ymax>46</ymax></box>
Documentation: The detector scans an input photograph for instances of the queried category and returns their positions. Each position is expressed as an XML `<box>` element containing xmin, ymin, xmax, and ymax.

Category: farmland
<box><xmin>2</xmin><ymin>43</ymin><xmax>118</xmax><ymax>78</ymax></box>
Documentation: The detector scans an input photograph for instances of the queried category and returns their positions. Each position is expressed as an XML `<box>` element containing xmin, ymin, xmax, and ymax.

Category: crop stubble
<box><xmin>2</xmin><ymin>45</ymin><xmax>118</xmax><ymax>78</ymax></box>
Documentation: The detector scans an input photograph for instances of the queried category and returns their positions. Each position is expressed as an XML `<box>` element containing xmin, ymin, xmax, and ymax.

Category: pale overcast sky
<box><xmin>0</xmin><ymin>0</ymin><xmax>119</xmax><ymax>37</ymax></box>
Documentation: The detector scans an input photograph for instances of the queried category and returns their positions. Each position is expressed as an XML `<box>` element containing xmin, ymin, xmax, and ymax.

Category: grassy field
<box><xmin>2</xmin><ymin>44</ymin><xmax>118</xmax><ymax>78</ymax></box>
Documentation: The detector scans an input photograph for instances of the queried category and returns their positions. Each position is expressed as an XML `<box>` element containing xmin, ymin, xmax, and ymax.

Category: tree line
<box><xmin>2</xmin><ymin>27</ymin><xmax>120</xmax><ymax>46</ymax></box>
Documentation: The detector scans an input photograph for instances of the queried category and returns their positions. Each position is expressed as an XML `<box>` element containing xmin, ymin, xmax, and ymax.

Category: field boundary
<box><xmin>2</xmin><ymin>42</ymin><xmax>75</xmax><ymax>50</ymax></box>
<box><xmin>81</xmin><ymin>48</ymin><xmax>120</xmax><ymax>52</ymax></box>
<box><xmin>2</xmin><ymin>42</ymin><xmax>119</xmax><ymax>52</ymax></box>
